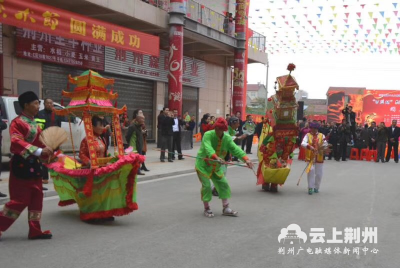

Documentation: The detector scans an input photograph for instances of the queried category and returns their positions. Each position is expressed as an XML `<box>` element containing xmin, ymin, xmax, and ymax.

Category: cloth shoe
<box><xmin>314</xmin><ymin>188</ymin><xmax>319</xmax><ymax>193</ymax></box>
<box><xmin>204</xmin><ymin>209</ymin><xmax>214</xmax><ymax>218</ymax></box>
<box><xmin>222</xmin><ymin>206</ymin><xmax>238</xmax><ymax>217</ymax></box>
<box><xmin>308</xmin><ymin>188</ymin><xmax>313</xmax><ymax>195</ymax></box>
<box><xmin>28</xmin><ymin>230</ymin><xmax>52</xmax><ymax>240</ymax></box>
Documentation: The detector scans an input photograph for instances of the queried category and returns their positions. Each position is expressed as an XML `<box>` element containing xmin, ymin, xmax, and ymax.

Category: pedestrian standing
<box><xmin>385</xmin><ymin>119</ymin><xmax>400</xmax><ymax>163</ymax></box>
<box><xmin>160</xmin><ymin>109</ymin><xmax>174</xmax><ymax>162</ymax></box>
<box><xmin>376</xmin><ymin>122</ymin><xmax>388</xmax><ymax>163</ymax></box>
<box><xmin>172</xmin><ymin>109</ymin><xmax>185</xmax><ymax>160</ymax></box>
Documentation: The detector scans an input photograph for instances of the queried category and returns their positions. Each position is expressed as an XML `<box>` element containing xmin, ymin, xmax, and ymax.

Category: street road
<box><xmin>0</xmin><ymin>159</ymin><xmax>398</xmax><ymax>268</ymax></box>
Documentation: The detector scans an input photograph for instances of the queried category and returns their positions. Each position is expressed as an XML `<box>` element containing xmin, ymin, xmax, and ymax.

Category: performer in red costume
<box><xmin>0</xmin><ymin>91</ymin><xmax>53</xmax><ymax>240</ymax></box>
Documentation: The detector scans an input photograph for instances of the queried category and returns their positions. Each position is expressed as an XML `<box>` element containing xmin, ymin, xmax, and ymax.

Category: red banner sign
<box><xmin>0</xmin><ymin>0</ymin><xmax>159</xmax><ymax>56</ymax></box>
<box><xmin>363</xmin><ymin>90</ymin><xmax>400</xmax><ymax>125</ymax></box>
<box><xmin>16</xmin><ymin>28</ymin><xmax>104</xmax><ymax>70</ymax></box>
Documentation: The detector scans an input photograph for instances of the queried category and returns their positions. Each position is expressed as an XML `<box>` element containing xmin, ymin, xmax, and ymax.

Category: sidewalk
<box><xmin>0</xmin><ymin>141</ymin><xmax>260</xmax><ymax>205</ymax></box>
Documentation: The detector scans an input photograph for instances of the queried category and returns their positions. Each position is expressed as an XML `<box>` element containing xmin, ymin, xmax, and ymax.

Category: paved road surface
<box><xmin>0</xmin><ymin>159</ymin><xmax>398</xmax><ymax>268</ymax></box>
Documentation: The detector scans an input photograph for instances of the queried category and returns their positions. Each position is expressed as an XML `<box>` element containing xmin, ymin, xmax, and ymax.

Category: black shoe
<box><xmin>212</xmin><ymin>187</ymin><xmax>219</xmax><ymax>196</ymax></box>
<box><xmin>142</xmin><ymin>167</ymin><xmax>150</xmax><ymax>172</ymax></box>
<box><xmin>178</xmin><ymin>158</ymin><xmax>185</xmax><ymax>160</ymax></box>
<box><xmin>342</xmin><ymin>159</ymin><xmax>347</xmax><ymax>161</ymax></box>
<box><xmin>137</xmin><ymin>171</ymin><xmax>145</xmax><ymax>175</ymax></box>
<box><xmin>29</xmin><ymin>231</ymin><xmax>52</xmax><ymax>240</ymax></box>
<box><xmin>42</xmin><ymin>187</ymin><xmax>48</xmax><ymax>191</ymax></box>
<box><xmin>385</xmin><ymin>160</ymin><xmax>389</xmax><ymax>162</ymax></box>
<box><xmin>0</xmin><ymin>192</ymin><xmax>7</xmax><ymax>198</ymax></box>
<box><xmin>104</xmin><ymin>217</ymin><xmax>115</xmax><ymax>222</ymax></box>
<box><xmin>381</xmin><ymin>160</ymin><xmax>385</xmax><ymax>163</ymax></box>
<box><xmin>247</xmin><ymin>152</ymin><xmax>252</xmax><ymax>154</ymax></box>
<box><xmin>160</xmin><ymin>159</ymin><xmax>165</xmax><ymax>162</ymax></box>
<box><xmin>168</xmin><ymin>159</ymin><xmax>173</xmax><ymax>162</ymax></box>
<box><xmin>396</xmin><ymin>161</ymin><xmax>399</xmax><ymax>163</ymax></box>
<box><xmin>262</xmin><ymin>184</ymin><xmax>270</xmax><ymax>191</ymax></box>
<box><xmin>172</xmin><ymin>157</ymin><xmax>176</xmax><ymax>160</ymax></box>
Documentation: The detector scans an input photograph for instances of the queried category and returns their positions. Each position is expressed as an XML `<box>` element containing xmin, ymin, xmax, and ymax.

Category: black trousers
<box><xmin>244</xmin><ymin>135</ymin><xmax>254</xmax><ymax>153</ymax></box>
<box><xmin>369</xmin><ymin>142</ymin><xmax>377</xmax><ymax>150</ymax></box>
<box><xmin>160</xmin><ymin>135</ymin><xmax>173</xmax><ymax>160</ymax></box>
<box><xmin>386</xmin><ymin>140</ymin><xmax>399</xmax><ymax>162</ymax></box>
<box><xmin>42</xmin><ymin>165</ymin><xmax>49</xmax><ymax>180</ymax></box>
<box><xmin>340</xmin><ymin>142</ymin><xmax>347</xmax><ymax>160</ymax></box>
<box><xmin>172</xmin><ymin>132</ymin><xmax>183</xmax><ymax>159</ymax></box>
<box><xmin>329</xmin><ymin>142</ymin><xmax>339</xmax><ymax>160</ymax></box>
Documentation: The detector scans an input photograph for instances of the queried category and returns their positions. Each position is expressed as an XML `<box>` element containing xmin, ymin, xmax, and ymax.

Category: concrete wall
<box><xmin>2</xmin><ymin>25</ymin><xmax>42</xmax><ymax>96</ymax></box>
<box><xmin>199</xmin><ymin>62</ymin><xmax>231</xmax><ymax>120</ymax></box>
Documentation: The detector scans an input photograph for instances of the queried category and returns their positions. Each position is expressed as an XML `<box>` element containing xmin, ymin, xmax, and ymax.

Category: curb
<box><xmin>0</xmin><ymin>159</ymin><xmax>259</xmax><ymax>205</ymax></box>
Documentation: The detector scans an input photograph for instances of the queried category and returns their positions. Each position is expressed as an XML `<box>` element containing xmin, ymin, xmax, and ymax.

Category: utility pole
<box><xmin>264</xmin><ymin>59</ymin><xmax>269</xmax><ymax>113</ymax></box>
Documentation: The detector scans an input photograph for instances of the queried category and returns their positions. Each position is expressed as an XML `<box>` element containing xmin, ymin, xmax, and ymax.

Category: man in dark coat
<box><xmin>126</xmin><ymin>115</ymin><xmax>146</xmax><ymax>175</ymax></box>
<box><xmin>368</xmin><ymin>122</ymin><xmax>378</xmax><ymax>150</ymax></box>
<box><xmin>386</xmin><ymin>119</ymin><xmax>400</xmax><ymax>163</ymax></box>
<box><xmin>337</xmin><ymin>119</ymin><xmax>352</xmax><ymax>161</ymax></box>
<box><xmin>159</xmin><ymin>109</ymin><xmax>175</xmax><ymax>162</ymax></box>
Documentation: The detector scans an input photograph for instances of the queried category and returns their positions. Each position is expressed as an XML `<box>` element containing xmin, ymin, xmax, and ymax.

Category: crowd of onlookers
<box><xmin>298</xmin><ymin>105</ymin><xmax>400</xmax><ymax>163</ymax></box>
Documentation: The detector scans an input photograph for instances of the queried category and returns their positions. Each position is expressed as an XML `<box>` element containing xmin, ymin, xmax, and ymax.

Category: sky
<box><xmin>247</xmin><ymin>0</ymin><xmax>400</xmax><ymax>99</ymax></box>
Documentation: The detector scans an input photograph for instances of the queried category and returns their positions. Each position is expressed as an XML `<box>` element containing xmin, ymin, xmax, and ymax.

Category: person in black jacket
<box><xmin>255</xmin><ymin>117</ymin><xmax>264</xmax><ymax>139</ymax></box>
<box><xmin>187</xmin><ymin>115</ymin><xmax>196</xmax><ymax>149</ymax></box>
<box><xmin>0</xmin><ymin>107</ymin><xmax>7</xmax><ymax>198</ymax></box>
<box><xmin>342</xmin><ymin>105</ymin><xmax>356</xmax><ymax>140</ymax></box>
<box><xmin>327</xmin><ymin>122</ymin><xmax>339</xmax><ymax>160</ymax></box>
<box><xmin>160</xmin><ymin>110</ymin><xmax>175</xmax><ymax>162</ymax></box>
<box><xmin>126</xmin><ymin>114</ymin><xmax>146</xmax><ymax>175</ymax></box>
<box><xmin>337</xmin><ymin>119</ymin><xmax>352</xmax><ymax>161</ymax></box>
<box><xmin>386</xmin><ymin>119</ymin><xmax>400</xmax><ymax>163</ymax></box>
<box><xmin>368</xmin><ymin>122</ymin><xmax>378</xmax><ymax>150</ymax></box>
<box><xmin>171</xmin><ymin>109</ymin><xmax>185</xmax><ymax>160</ymax></box>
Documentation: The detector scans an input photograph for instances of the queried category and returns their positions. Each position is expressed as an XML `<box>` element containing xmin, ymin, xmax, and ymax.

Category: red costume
<box><xmin>79</xmin><ymin>136</ymin><xmax>107</xmax><ymax>166</ymax></box>
<box><xmin>0</xmin><ymin>113</ymin><xmax>51</xmax><ymax>239</ymax></box>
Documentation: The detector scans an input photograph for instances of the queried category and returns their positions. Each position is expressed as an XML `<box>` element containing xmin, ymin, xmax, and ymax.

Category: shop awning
<box><xmin>0</xmin><ymin>0</ymin><xmax>159</xmax><ymax>56</ymax></box>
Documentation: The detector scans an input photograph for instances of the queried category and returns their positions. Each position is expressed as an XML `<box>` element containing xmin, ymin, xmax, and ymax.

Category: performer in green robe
<box><xmin>195</xmin><ymin>117</ymin><xmax>253</xmax><ymax>218</ymax></box>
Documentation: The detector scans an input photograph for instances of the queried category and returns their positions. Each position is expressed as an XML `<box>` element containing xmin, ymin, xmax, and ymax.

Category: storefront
<box><xmin>104</xmin><ymin>47</ymin><xmax>206</xmax><ymax>139</ymax></box>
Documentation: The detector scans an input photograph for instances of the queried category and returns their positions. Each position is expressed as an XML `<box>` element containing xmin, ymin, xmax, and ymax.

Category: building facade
<box><xmin>1</xmin><ymin>0</ymin><xmax>267</xmax><ymax>141</ymax></box>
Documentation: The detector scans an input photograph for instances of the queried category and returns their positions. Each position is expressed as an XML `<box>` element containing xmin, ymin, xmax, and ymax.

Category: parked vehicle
<box><xmin>1</xmin><ymin>96</ymin><xmax>85</xmax><ymax>162</ymax></box>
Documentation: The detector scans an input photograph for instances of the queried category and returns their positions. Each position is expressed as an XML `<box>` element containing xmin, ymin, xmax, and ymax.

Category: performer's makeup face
<box><xmin>93</xmin><ymin>122</ymin><xmax>104</xmax><ymax>136</ymax></box>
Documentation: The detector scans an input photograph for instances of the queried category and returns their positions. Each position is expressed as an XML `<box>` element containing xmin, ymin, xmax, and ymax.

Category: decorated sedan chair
<box><xmin>257</xmin><ymin>64</ymin><xmax>299</xmax><ymax>192</ymax></box>
<box><xmin>47</xmin><ymin>70</ymin><xmax>143</xmax><ymax>222</ymax></box>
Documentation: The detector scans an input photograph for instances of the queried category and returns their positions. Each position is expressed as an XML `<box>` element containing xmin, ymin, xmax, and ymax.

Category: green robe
<box><xmin>195</xmin><ymin>130</ymin><xmax>247</xmax><ymax>178</ymax></box>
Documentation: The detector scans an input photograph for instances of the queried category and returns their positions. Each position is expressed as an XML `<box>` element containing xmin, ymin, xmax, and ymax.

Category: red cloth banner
<box><xmin>16</xmin><ymin>28</ymin><xmax>105</xmax><ymax>70</ymax></box>
<box><xmin>0</xmin><ymin>0</ymin><xmax>159</xmax><ymax>56</ymax></box>
<box><xmin>362</xmin><ymin>90</ymin><xmax>400</xmax><ymax>125</ymax></box>
<box><xmin>83</xmin><ymin>112</ymin><xmax>99</xmax><ymax>168</ymax></box>
<box><xmin>168</xmin><ymin>25</ymin><xmax>184</xmax><ymax>115</ymax></box>
<box><xmin>112</xmin><ymin>114</ymin><xmax>125</xmax><ymax>156</ymax></box>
